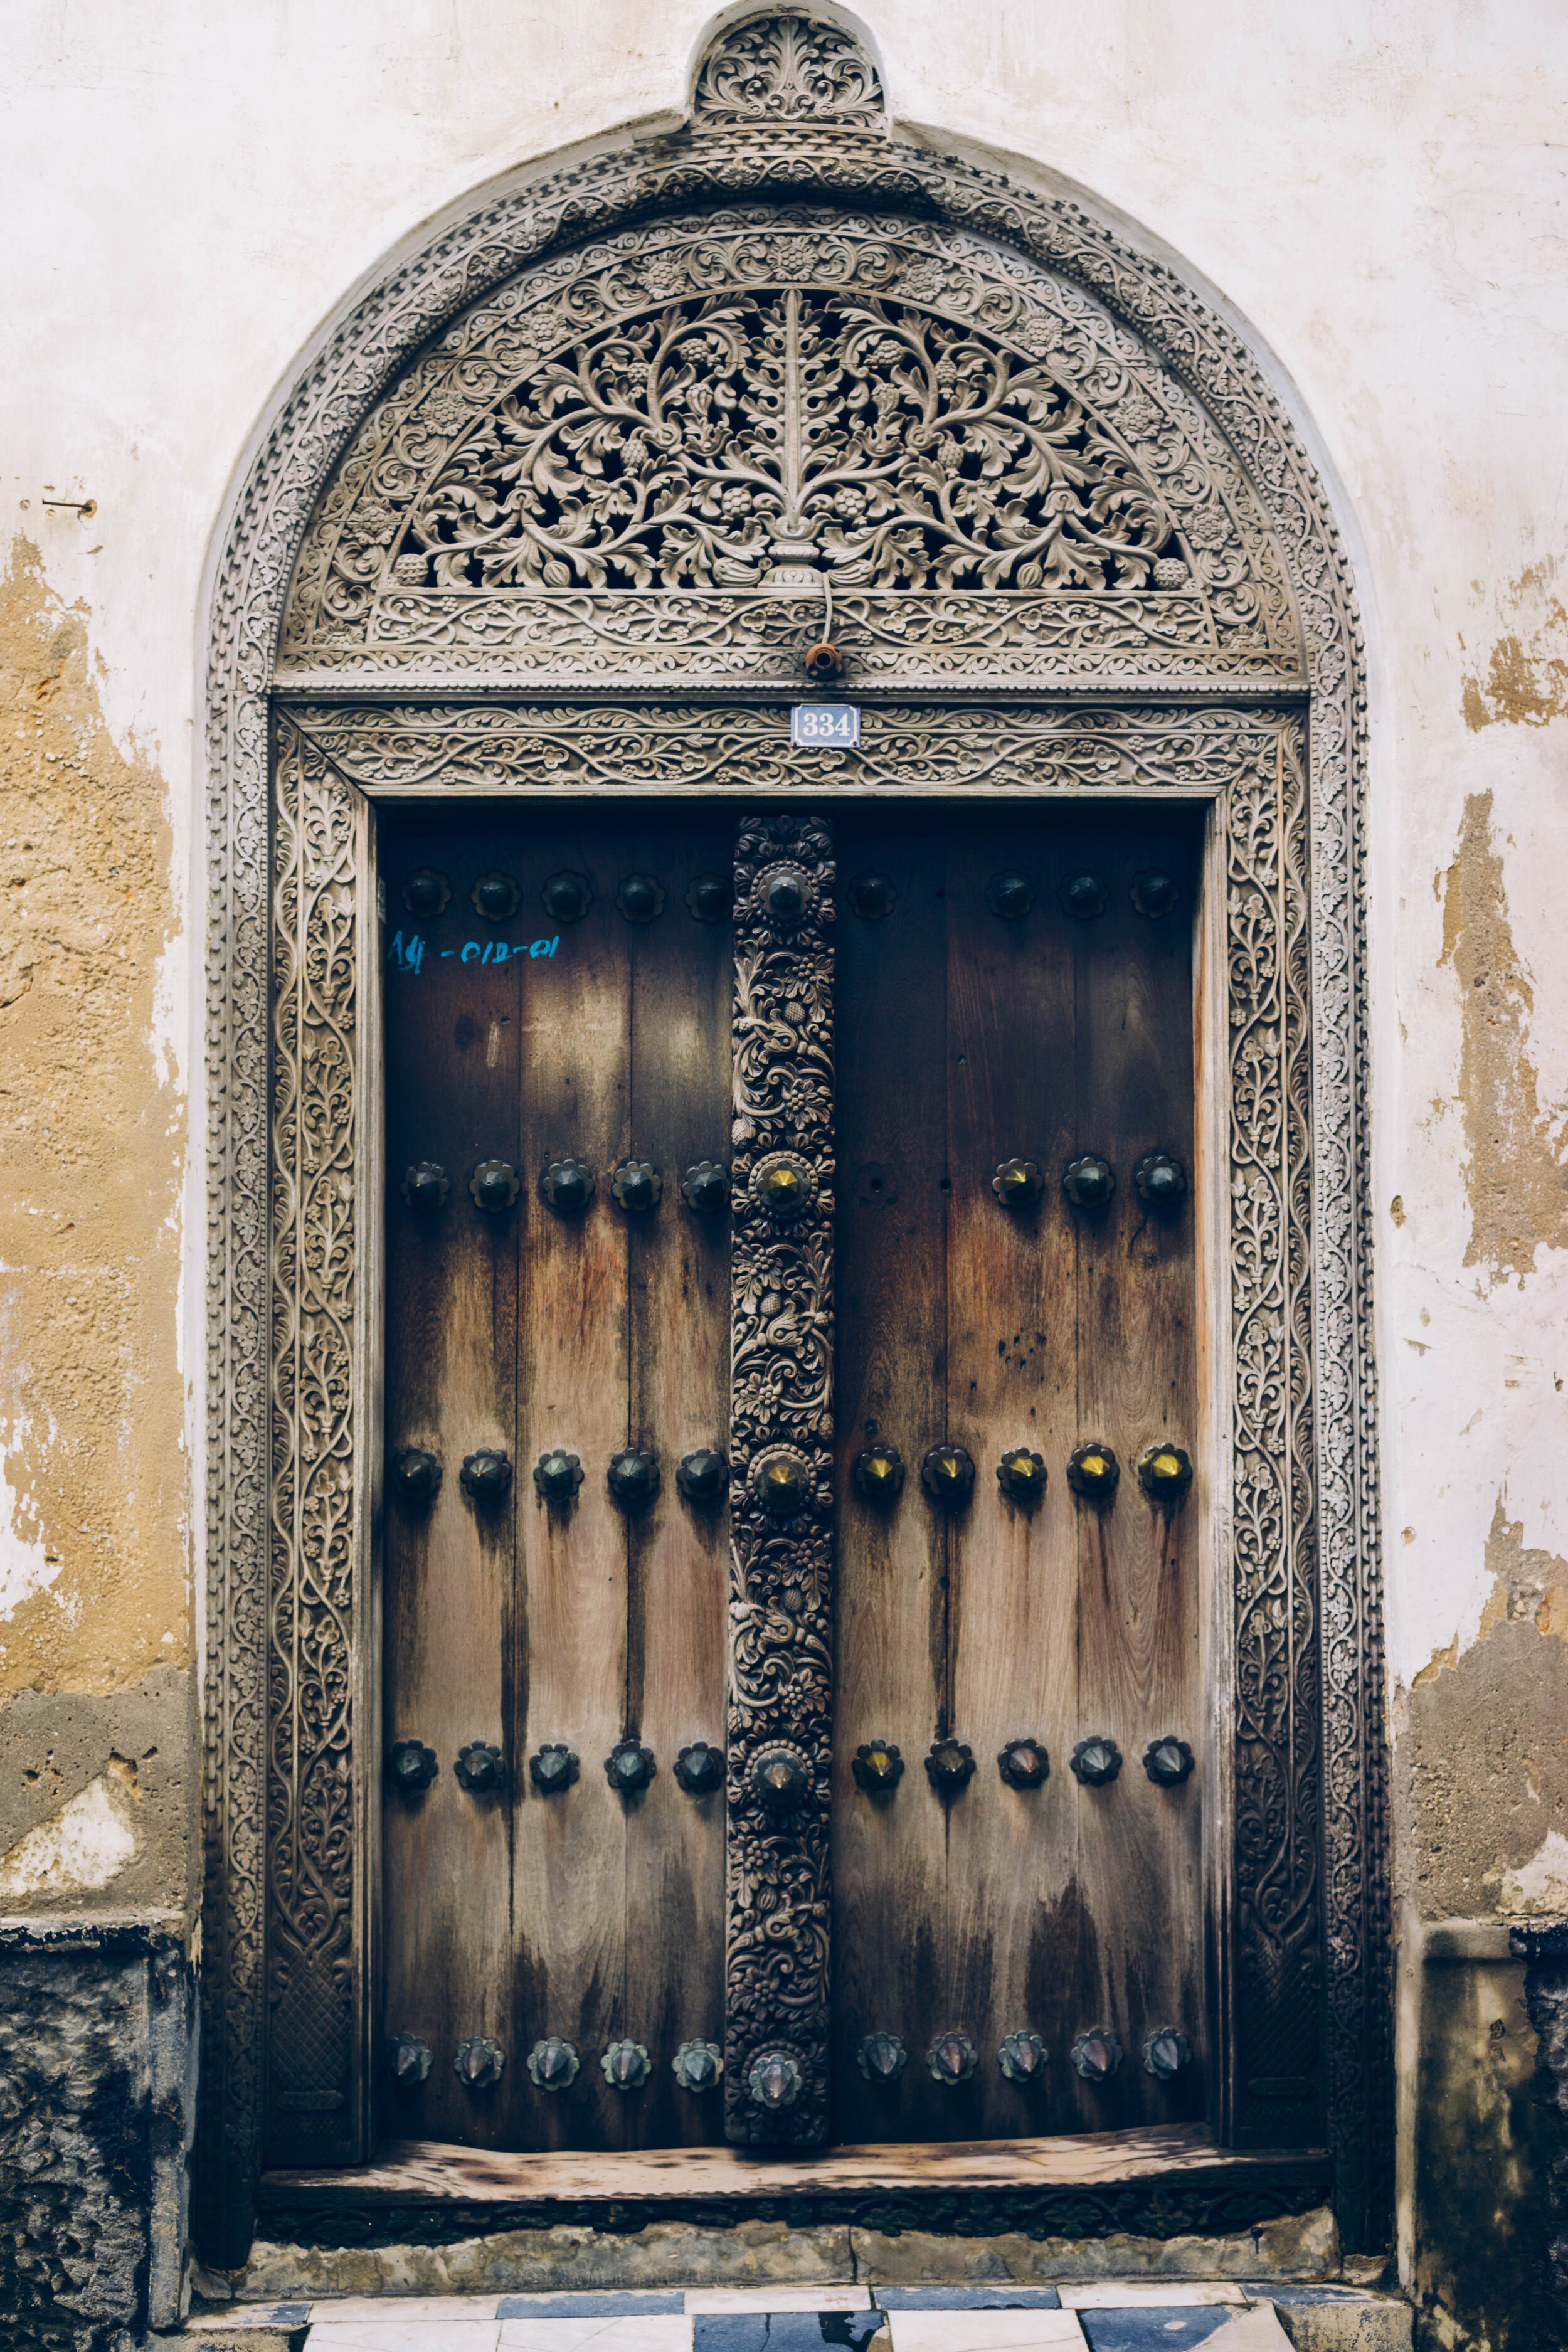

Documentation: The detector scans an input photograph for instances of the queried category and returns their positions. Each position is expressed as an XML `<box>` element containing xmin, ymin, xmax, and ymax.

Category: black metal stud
<box><xmin>926</xmin><ymin>2032</ymin><xmax>978</xmax><ymax>2085</ymax></box>
<box><xmin>460</xmin><ymin>1448</ymin><xmax>513</xmax><ymax>1504</ymax></box>
<box><xmin>540</xmin><ymin>1157</ymin><xmax>595</xmax><ymax>1214</ymax></box>
<box><xmin>600</xmin><ymin>2040</ymin><xmax>652</xmax><ymax>2090</ymax></box>
<box><xmin>997</xmin><ymin>1448</ymin><xmax>1047</xmax><ymax>1506</ymax></box>
<box><xmin>852</xmin><ymin>1738</ymin><xmax>904</xmax><ymax>1796</ymax></box>
<box><xmin>1130</xmin><ymin>870</ymin><xmax>1181</xmax><ymax>919</ymax></box>
<box><xmin>401</xmin><ymin>868</ymin><xmax>450</xmax><ymax>918</ymax></box>
<box><xmin>1138</xmin><ymin>1442</ymin><xmax>1193</xmax><ymax>1504</ymax></box>
<box><xmin>1059</xmin><ymin>871</ymin><xmax>1108</xmax><ymax>921</ymax></box>
<box><xmin>387</xmin><ymin>1740</ymin><xmax>438</xmax><ymax>1794</ymax></box>
<box><xmin>385</xmin><ymin>2032</ymin><xmax>432</xmax><ymax>2086</ymax></box>
<box><xmin>751</xmin><ymin>1744</ymin><xmax>812</xmax><ymax>1815</ymax></box>
<box><xmin>1142</xmin><ymin>2027</ymin><xmax>1194</xmax><ymax>2079</ymax></box>
<box><xmin>673</xmin><ymin>2040</ymin><xmax>724</xmax><ymax>2091</ymax></box>
<box><xmin>925</xmin><ymin>1737</ymin><xmax>976</xmax><ymax>1794</ymax></box>
<box><xmin>847</xmin><ymin>871</ymin><xmax>896</xmax><ymax>921</ymax></box>
<box><xmin>747</xmin><ymin>2050</ymin><xmax>803</xmax><ymax>2111</ymax></box>
<box><xmin>541</xmin><ymin>871</ymin><xmax>592</xmax><ymax>923</ymax></box>
<box><xmin>986</xmin><ymin>871</ymin><xmax>1035</xmax><ymax>919</ymax></box>
<box><xmin>471</xmin><ymin>872</ymin><xmax>519</xmax><ymax>922</ymax></box>
<box><xmin>528</xmin><ymin>1742</ymin><xmax>580</xmax><ymax>1795</ymax></box>
<box><xmin>1070</xmin><ymin>2026</ymin><xmax>1123</xmax><ymax>2081</ymax></box>
<box><xmin>615</xmin><ymin>874</ymin><xmax>665</xmax><ymax>923</ymax></box>
<box><xmin>753</xmin><ymin>1447</ymin><xmax>814</xmax><ymax>1519</ymax></box>
<box><xmin>857</xmin><ymin>2032</ymin><xmax>908</xmax><ymax>2082</ymax></box>
<box><xmin>527</xmin><ymin>2036</ymin><xmax>580</xmax><ymax>2090</ymax></box>
<box><xmin>921</xmin><ymin>1444</ymin><xmax>975</xmax><ymax>1506</ymax></box>
<box><xmin>998</xmin><ymin>1737</ymin><xmax>1049</xmax><ymax>1790</ymax></box>
<box><xmin>453</xmin><ymin>2037</ymin><xmax>505</xmax><ymax>2087</ymax></box>
<box><xmin>853</xmin><ymin>1443</ymin><xmax>905</xmax><ymax>1504</ymax></box>
<box><xmin>677</xmin><ymin>1449</ymin><xmax>728</xmax><ymax>1505</ymax></box>
<box><xmin>533</xmin><ymin>1448</ymin><xmax>584</xmax><ymax>1503</ymax></box>
<box><xmin>674</xmin><ymin>1740</ymin><xmax>725</xmax><ymax>1796</ymax></box>
<box><xmin>685</xmin><ymin>873</ymin><xmax>731</xmax><ymax>924</ymax></box>
<box><xmin>1135</xmin><ymin>1150</ymin><xmax>1187</xmax><ymax>1209</ymax></box>
<box><xmin>681</xmin><ymin>1160</ymin><xmax>730</xmax><ymax>1214</ymax></box>
<box><xmin>469</xmin><ymin>1160</ymin><xmax>520</xmax><ymax>1213</ymax></box>
<box><xmin>756</xmin><ymin>862</ymin><xmax>815</xmax><ymax>928</ymax></box>
<box><xmin>1070</xmin><ymin>1735</ymin><xmax>1123</xmax><ymax>1788</ymax></box>
<box><xmin>1144</xmin><ymin>1735</ymin><xmax>1195</xmax><ymax>1787</ymax></box>
<box><xmin>455</xmin><ymin>1740</ymin><xmax>506</xmax><ymax>1795</ymax></box>
<box><xmin>992</xmin><ymin>1158</ymin><xmax>1044</xmax><ymax>1209</ymax></box>
<box><xmin>611</xmin><ymin>1158</ymin><xmax>662</xmax><ymax>1214</ymax></box>
<box><xmin>1066</xmin><ymin>1442</ymin><xmax>1120</xmax><ymax>1503</ymax></box>
<box><xmin>400</xmin><ymin>1162</ymin><xmax>449</xmax><ymax>1212</ymax></box>
<box><xmin>1062</xmin><ymin>1153</ymin><xmax>1115</xmax><ymax>1209</ymax></box>
<box><xmin>607</xmin><ymin>1448</ymin><xmax>659</xmax><ymax>1509</ymax></box>
<box><xmin>998</xmin><ymin>2031</ymin><xmax>1049</xmax><ymax>2084</ymax></box>
<box><xmin>751</xmin><ymin>1150</ymin><xmax>814</xmax><ymax>1221</ymax></box>
<box><xmin>389</xmin><ymin>1448</ymin><xmax>442</xmax><ymax>1508</ymax></box>
<box><xmin>605</xmin><ymin>1737</ymin><xmax>655</xmax><ymax>1796</ymax></box>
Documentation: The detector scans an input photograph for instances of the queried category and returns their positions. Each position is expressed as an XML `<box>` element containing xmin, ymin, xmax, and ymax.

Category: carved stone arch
<box><xmin>203</xmin><ymin>4</ymin><xmax>1387</xmax><ymax>2263</ymax></box>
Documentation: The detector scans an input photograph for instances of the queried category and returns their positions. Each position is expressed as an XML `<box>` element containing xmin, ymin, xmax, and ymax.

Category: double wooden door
<box><xmin>381</xmin><ymin>795</ymin><xmax>1202</xmax><ymax>2154</ymax></box>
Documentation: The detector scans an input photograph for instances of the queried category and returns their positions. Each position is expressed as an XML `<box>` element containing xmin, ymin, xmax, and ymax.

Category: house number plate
<box><xmin>791</xmin><ymin>703</ymin><xmax>859</xmax><ymax>748</ymax></box>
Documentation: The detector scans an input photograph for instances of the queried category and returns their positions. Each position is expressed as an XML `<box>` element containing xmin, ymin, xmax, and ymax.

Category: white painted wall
<box><xmin>4</xmin><ymin>1</ymin><xmax>1565</xmax><ymax>1747</ymax></box>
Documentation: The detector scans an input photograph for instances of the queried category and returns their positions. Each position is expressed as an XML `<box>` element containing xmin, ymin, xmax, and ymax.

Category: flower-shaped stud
<box><xmin>681</xmin><ymin>1160</ymin><xmax>730</xmax><ymax>1214</ymax></box>
<box><xmin>677</xmin><ymin>1449</ymin><xmax>728</xmax><ymax>1505</ymax></box>
<box><xmin>857</xmin><ymin>2032</ymin><xmax>908</xmax><ymax>2082</ymax></box>
<box><xmin>607</xmin><ymin>1448</ymin><xmax>659</xmax><ymax>1509</ymax></box>
<box><xmin>1071</xmin><ymin>2027</ymin><xmax>1123</xmax><ymax>2081</ymax></box>
<box><xmin>852</xmin><ymin>1738</ymin><xmax>904</xmax><ymax>1796</ymax></box>
<box><xmin>469</xmin><ymin>1160</ymin><xmax>520</xmax><ymax>1214</ymax></box>
<box><xmin>751</xmin><ymin>1151</ymin><xmax>815</xmax><ymax>1222</ymax></box>
<box><xmin>389</xmin><ymin>1448</ymin><xmax>442</xmax><ymax>1508</ymax></box>
<box><xmin>1142</xmin><ymin>2027</ymin><xmax>1193</xmax><ymax>2079</ymax></box>
<box><xmin>1059</xmin><ymin>871</ymin><xmax>1108</xmax><ymax>921</ymax></box>
<box><xmin>672</xmin><ymin>2040</ymin><xmax>724</xmax><ymax>2092</ymax></box>
<box><xmin>1062</xmin><ymin>1153</ymin><xmax>1115</xmax><ymax>1209</ymax></box>
<box><xmin>921</xmin><ymin>1444</ymin><xmax>975</xmax><ymax>1506</ymax></box>
<box><xmin>541</xmin><ymin>871</ymin><xmax>592</xmax><ymax>923</ymax></box>
<box><xmin>1071</xmin><ymin>1735</ymin><xmax>1123</xmax><ymax>1788</ymax></box>
<box><xmin>754</xmin><ymin>863</ymin><xmax>817</xmax><ymax>928</ymax></box>
<box><xmin>997</xmin><ymin>1737</ymin><xmax>1049</xmax><ymax>1790</ymax></box>
<box><xmin>751</xmin><ymin>1447</ymin><xmax>814</xmax><ymax>1519</ymax></box>
<box><xmin>385</xmin><ymin>2032</ymin><xmax>432</xmax><ymax>2086</ymax></box>
<box><xmin>539</xmin><ymin>1157</ymin><xmax>595</xmax><ymax>1214</ymax></box>
<box><xmin>1130</xmin><ymin>870</ymin><xmax>1181</xmax><ymax>919</ymax></box>
<box><xmin>605</xmin><ymin>1737</ymin><xmax>655</xmax><ymax>1796</ymax></box>
<box><xmin>674</xmin><ymin>1741</ymin><xmax>724</xmax><ymax>1796</ymax></box>
<box><xmin>747</xmin><ymin>2049</ymin><xmax>803</xmax><ymax>2111</ymax></box>
<box><xmin>527</xmin><ymin>2036</ymin><xmax>579</xmax><ymax>2090</ymax></box>
<box><xmin>472</xmin><ymin>871</ymin><xmax>519</xmax><ymax>921</ymax></box>
<box><xmin>992</xmin><ymin>1158</ymin><xmax>1044</xmax><ymax>1209</ymax></box>
<box><xmin>400</xmin><ymin>1162</ymin><xmax>449</xmax><ymax>1212</ymax></box>
<box><xmin>986</xmin><ymin>871</ymin><xmax>1034</xmax><ymax>919</ymax></box>
<box><xmin>533</xmin><ymin>1448</ymin><xmax>583</xmax><ymax>1503</ymax></box>
<box><xmin>402</xmin><ymin>868</ymin><xmax>451</xmax><ymax>918</ymax></box>
<box><xmin>1066</xmin><ymin>1443</ymin><xmax>1120</xmax><ymax>1503</ymax></box>
<box><xmin>453</xmin><ymin>2037</ymin><xmax>505</xmax><ymax>2087</ymax></box>
<box><xmin>611</xmin><ymin>1159</ymin><xmax>662</xmax><ymax>1214</ymax></box>
<box><xmin>387</xmin><ymin>1740</ymin><xmax>438</xmax><ymax>1794</ymax></box>
<box><xmin>847</xmin><ymin>872</ymin><xmax>896</xmax><ymax>921</ymax></box>
<box><xmin>926</xmin><ymin>2031</ymin><xmax>978</xmax><ymax>2085</ymax></box>
<box><xmin>616</xmin><ymin>875</ymin><xmax>665</xmax><ymax>923</ymax></box>
<box><xmin>997</xmin><ymin>1447</ymin><xmax>1047</xmax><ymax>1506</ymax></box>
<box><xmin>750</xmin><ymin>1745</ymin><xmax>812</xmax><ymax>1816</ymax></box>
<box><xmin>853</xmin><ymin>1444</ymin><xmax>905</xmax><ymax>1504</ymax></box>
<box><xmin>455</xmin><ymin>1740</ymin><xmax>505</xmax><ymax>1795</ymax></box>
<box><xmin>600</xmin><ymin>2040</ymin><xmax>652</xmax><ymax>2090</ymax></box>
<box><xmin>998</xmin><ymin>2031</ymin><xmax>1049</xmax><ymax>2084</ymax></box>
<box><xmin>1144</xmin><ymin>1735</ymin><xmax>1195</xmax><ymax>1787</ymax></box>
<box><xmin>460</xmin><ymin>1448</ymin><xmax>513</xmax><ymax>1504</ymax></box>
<box><xmin>528</xmin><ymin>1743</ymin><xmax>579</xmax><ymax>1796</ymax></box>
<box><xmin>1138</xmin><ymin>1442</ymin><xmax>1193</xmax><ymax>1504</ymax></box>
<box><xmin>1135</xmin><ymin>1150</ymin><xmax>1187</xmax><ymax>1209</ymax></box>
<box><xmin>925</xmin><ymin>1737</ymin><xmax>976</xmax><ymax>1795</ymax></box>
<box><xmin>684</xmin><ymin>873</ymin><xmax>731</xmax><ymax>924</ymax></box>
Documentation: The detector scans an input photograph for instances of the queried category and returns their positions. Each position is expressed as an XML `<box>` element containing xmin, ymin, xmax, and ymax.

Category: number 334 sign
<box><xmin>791</xmin><ymin>703</ymin><xmax>860</xmax><ymax>748</ymax></box>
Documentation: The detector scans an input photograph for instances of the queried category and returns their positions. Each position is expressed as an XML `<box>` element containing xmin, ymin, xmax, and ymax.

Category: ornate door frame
<box><xmin>201</xmin><ymin>7</ymin><xmax>1388</xmax><ymax>2262</ymax></box>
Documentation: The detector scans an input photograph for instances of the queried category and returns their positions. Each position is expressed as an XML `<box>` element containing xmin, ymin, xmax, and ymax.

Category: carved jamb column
<box><xmin>724</xmin><ymin>810</ymin><xmax>835</xmax><ymax>2144</ymax></box>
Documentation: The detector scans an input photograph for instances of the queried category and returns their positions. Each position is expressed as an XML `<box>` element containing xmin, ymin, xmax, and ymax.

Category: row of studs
<box><xmin>398</xmin><ymin>867</ymin><xmax>1183</xmax><ymax>930</ymax></box>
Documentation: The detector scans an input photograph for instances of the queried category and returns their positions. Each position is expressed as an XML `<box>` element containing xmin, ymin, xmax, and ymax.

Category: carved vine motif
<box><xmin>726</xmin><ymin>810</ymin><xmax>835</xmax><ymax>2146</ymax></box>
<box><xmin>266</xmin><ymin>721</ymin><xmax>359</xmax><ymax>2163</ymax></box>
<box><xmin>693</xmin><ymin>11</ymin><xmax>886</xmax><ymax>127</ymax></box>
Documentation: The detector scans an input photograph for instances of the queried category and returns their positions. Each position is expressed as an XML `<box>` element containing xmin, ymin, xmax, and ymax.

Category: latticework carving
<box><xmin>724</xmin><ymin>812</ymin><xmax>836</xmax><ymax>2145</ymax></box>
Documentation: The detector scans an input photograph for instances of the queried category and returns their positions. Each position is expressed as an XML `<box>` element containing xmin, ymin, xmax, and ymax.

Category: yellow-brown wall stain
<box><xmin>0</xmin><ymin>536</ymin><xmax>184</xmax><ymax>1699</ymax></box>
<box><xmin>1462</xmin><ymin>563</ymin><xmax>1568</xmax><ymax>731</ymax></box>
<box><xmin>1438</xmin><ymin>789</ymin><xmax>1568</xmax><ymax>1286</ymax></box>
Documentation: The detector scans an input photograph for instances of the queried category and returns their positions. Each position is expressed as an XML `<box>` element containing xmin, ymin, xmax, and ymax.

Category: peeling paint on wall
<box><xmin>0</xmin><ymin>1767</ymin><xmax>139</xmax><ymax>1899</ymax></box>
<box><xmin>1439</xmin><ymin>790</ymin><xmax>1568</xmax><ymax>1288</ymax></box>
<box><xmin>1462</xmin><ymin>561</ymin><xmax>1568</xmax><ymax>730</ymax></box>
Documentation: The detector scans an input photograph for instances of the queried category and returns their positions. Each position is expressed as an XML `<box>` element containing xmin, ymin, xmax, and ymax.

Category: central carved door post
<box><xmin>724</xmin><ymin>811</ymin><xmax>836</xmax><ymax>2144</ymax></box>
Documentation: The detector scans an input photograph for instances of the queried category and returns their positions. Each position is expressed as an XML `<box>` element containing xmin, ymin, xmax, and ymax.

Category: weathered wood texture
<box><xmin>383</xmin><ymin>807</ymin><xmax>731</xmax><ymax>2151</ymax></box>
<box><xmin>833</xmin><ymin>805</ymin><xmax>1202</xmax><ymax>2144</ymax></box>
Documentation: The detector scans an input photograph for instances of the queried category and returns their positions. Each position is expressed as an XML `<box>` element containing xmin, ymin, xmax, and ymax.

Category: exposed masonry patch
<box><xmin>1463</xmin><ymin>561</ymin><xmax>1568</xmax><ymax>730</ymax></box>
<box><xmin>1439</xmin><ymin>789</ymin><xmax>1568</xmax><ymax>1287</ymax></box>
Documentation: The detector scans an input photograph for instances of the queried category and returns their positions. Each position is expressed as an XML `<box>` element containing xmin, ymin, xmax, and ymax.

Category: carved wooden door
<box><xmin>381</xmin><ymin>792</ymin><xmax>1202</xmax><ymax>2154</ymax></box>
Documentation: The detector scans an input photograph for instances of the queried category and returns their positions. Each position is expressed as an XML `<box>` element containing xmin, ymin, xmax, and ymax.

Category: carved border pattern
<box><xmin>205</xmin><ymin>12</ymin><xmax>1387</xmax><ymax>2257</ymax></box>
<box><xmin>724</xmin><ymin>812</ymin><xmax>837</xmax><ymax>2144</ymax></box>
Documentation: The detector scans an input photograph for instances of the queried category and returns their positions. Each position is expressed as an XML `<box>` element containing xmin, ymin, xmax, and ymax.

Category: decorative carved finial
<box><xmin>693</xmin><ymin>11</ymin><xmax>885</xmax><ymax>130</ymax></box>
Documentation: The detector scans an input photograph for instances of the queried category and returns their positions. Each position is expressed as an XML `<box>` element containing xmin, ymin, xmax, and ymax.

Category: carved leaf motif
<box><xmin>693</xmin><ymin>11</ymin><xmax>885</xmax><ymax>126</ymax></box>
